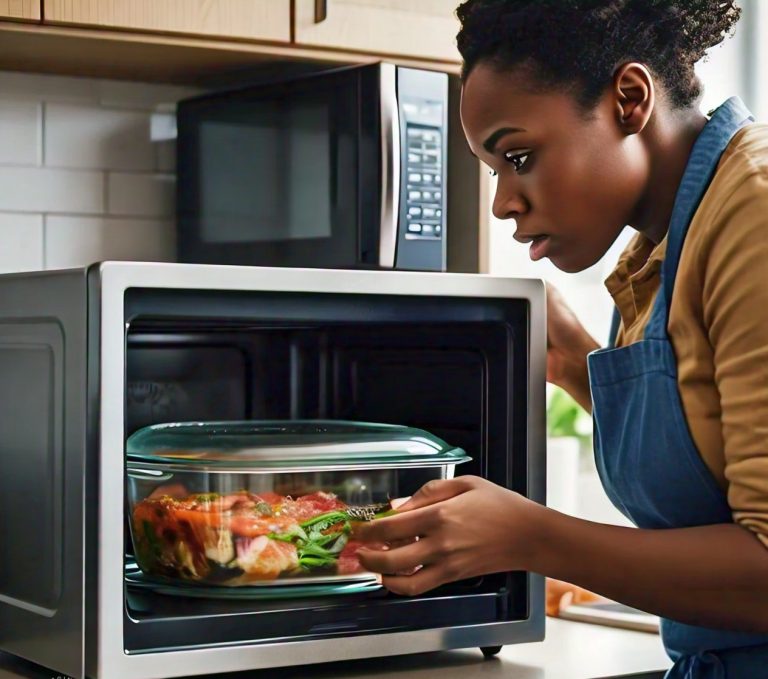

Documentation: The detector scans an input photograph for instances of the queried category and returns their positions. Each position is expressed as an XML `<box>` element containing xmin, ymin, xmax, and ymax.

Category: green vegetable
<box><xmin>300</xmin><ymin>511</ymin><xmax>349</xmax><ymax>531</ymax></box>
<box><xmin>268</xmin><ymin>524</ymin><xmax>309</xmax><ymax>543</ymax></box>
<box><xmin>255</xmin><ymin>501</ymin><xmax>273</xmax><ymax>516</ymax></box>
<box><xmin>270</xmin><ymin>506</ymin><xmax>390</xmax><ymax>573</ymax></box>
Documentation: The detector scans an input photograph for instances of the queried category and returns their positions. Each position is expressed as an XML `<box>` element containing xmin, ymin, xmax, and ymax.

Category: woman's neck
<box><xmin>631</xmin><ymin>107</ymin><xmax>708</xmax><ymax>244</ymax></box>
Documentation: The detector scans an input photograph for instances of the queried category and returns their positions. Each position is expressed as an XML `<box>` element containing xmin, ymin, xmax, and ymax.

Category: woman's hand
<box><xmin>354</xmin><ymin>476</ymin><xmax>547</xmax><ymax>596</ymax></box>
<box><xmin>546</xmin><ymin>283</ymin><xmax>600</xmax><ymax>412</ymax></box>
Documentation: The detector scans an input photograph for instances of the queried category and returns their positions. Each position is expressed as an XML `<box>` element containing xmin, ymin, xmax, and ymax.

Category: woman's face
<box><xmin>460</xmin><ymin>62</ymin><xmax>650</xmax><ymax>272</ymax></box>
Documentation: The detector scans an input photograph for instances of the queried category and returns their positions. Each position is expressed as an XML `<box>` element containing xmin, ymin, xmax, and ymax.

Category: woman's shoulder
<box><xmin>697</xmin><ymin>124</ymin><xmax>768</xmax><ymax>229</ymax></box>
<box><xmin>688</xmin><ymin>124</ymin><xmax>768</xmax><ymax>270</ymax></box>
<box><xmin>717</xmin><ymin>123</ymin><xmax>768</xmax><ymax>182</ymax></box>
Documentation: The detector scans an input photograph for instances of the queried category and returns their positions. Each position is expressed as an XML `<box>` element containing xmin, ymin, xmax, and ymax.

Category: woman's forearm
<box><xmin>527</xmin><ymin>506</ymin><xmax>768</xmax><ymax>632</ymax></box>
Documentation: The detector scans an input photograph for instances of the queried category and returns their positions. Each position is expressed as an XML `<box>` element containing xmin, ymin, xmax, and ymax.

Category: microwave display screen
<box><xmin>198</xmin><ymin>97</ymin><xmax>340</xmax><ymax>244</ymax></box>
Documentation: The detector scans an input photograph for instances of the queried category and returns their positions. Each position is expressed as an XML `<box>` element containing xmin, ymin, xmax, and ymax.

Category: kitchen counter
<box><xmin>0</xmin><ymin>618</ymin><xmax>671</xmax><ymax>679</ymax></box>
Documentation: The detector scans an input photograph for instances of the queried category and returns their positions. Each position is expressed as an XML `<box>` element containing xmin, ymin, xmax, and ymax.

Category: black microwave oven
<box><xmin>176</xmin><ymin>63</ymin><xmax>449</xmax><ymax>272</ymax></box>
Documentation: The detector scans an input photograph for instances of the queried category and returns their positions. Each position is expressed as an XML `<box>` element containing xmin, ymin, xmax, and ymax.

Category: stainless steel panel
<box><xmin>0</xmin><ymin>270</ymin><xmax>88</xmax><ymax>679</ymax></box>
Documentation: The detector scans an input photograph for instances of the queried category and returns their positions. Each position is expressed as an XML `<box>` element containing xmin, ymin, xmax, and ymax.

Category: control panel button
<box><xmin>422</xmin><ymin>224</ymin><xmax>434</xmax><ymax>235</ymax></box>
<box><xmin>435</xmin><ymin>226</ymin><xmax>442</xmax><ymax>236</ymax></box>
<box><xmin>408</xmin><ymin>173</ymin><xmax>422</xmax><ymax>183</ymax></box>
<box><xmin>408</xmin><ymin>206</ymin><xmax>422</xmax><ymax>217</ymax></box>
<box><xmin>408</xmin><ymin>223</ymin><xmax>422</xmax><ymax>233</ymax></box>
<box><xmin>422</xmin><ymin>207</ymin><xmax>436</xmax><ymax>218</ymax></box>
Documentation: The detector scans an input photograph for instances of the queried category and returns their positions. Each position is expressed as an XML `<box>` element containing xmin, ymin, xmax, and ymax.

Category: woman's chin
<box><xmin>549</xmin><ymin>250</ymin><xmax>604</xmax><ymax>274</ymax></box>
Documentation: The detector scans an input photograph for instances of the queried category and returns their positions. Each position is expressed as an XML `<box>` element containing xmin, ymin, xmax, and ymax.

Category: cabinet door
<box><xmin>294</xmin><ymin>0</ymin><xmax>460</xmax><ymax>62</ymax></box>
<box><xmin>43</xmin><ymin>0</ymin><xmax>290</xmax><ymax>42</ymax></box>
<box><xmin>0</xmin><ymin>0</ymin><xmax>40</xmax><ymax>20</ymax></box>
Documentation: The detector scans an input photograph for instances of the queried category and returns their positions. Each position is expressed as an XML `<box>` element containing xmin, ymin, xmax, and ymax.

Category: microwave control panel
<box><xmin>395</xmin><ymin>67</ymin><xmax>448</xmax><ymax>272</ymax></box>
<box><xmin>404</xmin><ymin>124</ymin><xmax>444</xmax><ymax>241</ymax></box>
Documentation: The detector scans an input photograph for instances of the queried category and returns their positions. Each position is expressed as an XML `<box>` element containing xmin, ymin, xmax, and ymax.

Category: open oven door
<box><xmin>0</xmin><ymin>271</ymin><xmax>88</xmax><ymax>678</ymax></box>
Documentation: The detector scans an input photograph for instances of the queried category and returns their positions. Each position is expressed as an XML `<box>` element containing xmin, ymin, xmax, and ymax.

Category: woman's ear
<box><xmin>612</xmin><ymin>62</ymin><xmax>655</xmax><ymax>135</ymax></box>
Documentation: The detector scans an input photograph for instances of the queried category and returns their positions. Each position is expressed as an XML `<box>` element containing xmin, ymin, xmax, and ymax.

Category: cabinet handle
<box><xmin>314</xmin><ymin>0</ymin><xmax>328</xmax><ymax>23</ymax></box>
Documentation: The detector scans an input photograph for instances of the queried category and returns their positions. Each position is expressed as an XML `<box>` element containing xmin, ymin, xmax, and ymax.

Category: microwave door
<box><xmin>177</xmin><ymin>71</ymin><xmax>364</xmax><ymax>269</ymax></box>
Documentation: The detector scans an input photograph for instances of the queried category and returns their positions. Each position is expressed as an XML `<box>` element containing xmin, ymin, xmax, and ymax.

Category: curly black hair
<box><xmin>456</xmin><ymin>0</ymin><xmax>742</xmax><ymax>109</ymax></box>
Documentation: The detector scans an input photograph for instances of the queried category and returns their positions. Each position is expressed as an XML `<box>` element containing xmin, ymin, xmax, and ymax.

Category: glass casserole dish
<box><xmin>126</xmin><ymin>420</ymin><xmax>470</xmax><ymax>591</ymax></box>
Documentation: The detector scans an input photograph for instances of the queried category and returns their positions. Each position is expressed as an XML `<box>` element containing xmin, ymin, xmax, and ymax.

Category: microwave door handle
<box><xmin>379</xmin><ymin>63</ymin><xmax>400</xmax><ymax>269</ymax></box>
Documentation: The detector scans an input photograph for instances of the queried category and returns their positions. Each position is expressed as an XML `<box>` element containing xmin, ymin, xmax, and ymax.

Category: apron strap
<box><xmin>644</xmin><ymin>97</ymin><xmax>754</xmax><ymax>341</ymax></box>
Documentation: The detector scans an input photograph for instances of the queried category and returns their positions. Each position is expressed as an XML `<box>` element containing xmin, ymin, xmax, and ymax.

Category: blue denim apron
<box><xmin>588</xmin><ymin>97</ymin><xmax>768</xmax><ymax>678</ymax></box>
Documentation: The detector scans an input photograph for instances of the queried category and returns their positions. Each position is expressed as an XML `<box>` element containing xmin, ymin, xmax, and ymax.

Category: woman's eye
<box><xmin>504</xmin><ymin>151</ymin><xmax>530</xmax><ymax>173</ymax></box>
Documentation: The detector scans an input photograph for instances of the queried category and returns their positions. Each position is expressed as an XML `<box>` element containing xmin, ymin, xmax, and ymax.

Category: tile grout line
<box><xmin>42</xmin><ymin>213</ymin><xmax>48</xmax><ymax>270</ymax></box>
<box><xmin>40</xmin><ymin>100</ymin><xmax>46</xmax><ymax>167</ymax></box>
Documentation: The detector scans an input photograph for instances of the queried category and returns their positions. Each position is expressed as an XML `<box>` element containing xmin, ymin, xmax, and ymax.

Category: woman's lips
<box><xmin>529</xmin><ymin>235</ymin><xmax>551</xmax><ymax>261</ymax></box>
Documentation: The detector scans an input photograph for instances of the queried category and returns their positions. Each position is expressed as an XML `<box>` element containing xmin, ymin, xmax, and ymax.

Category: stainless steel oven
<box><xmin>0</xmin><ymin>263</ymin><xmax>545</xmax><ymax>679</ymax></box>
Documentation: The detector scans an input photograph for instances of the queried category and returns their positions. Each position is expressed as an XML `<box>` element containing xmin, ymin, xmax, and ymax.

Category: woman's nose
<box><xmin>492</xmin><ymin>180</ymin><xmax>529</xmax><ymax>221</ymax></box>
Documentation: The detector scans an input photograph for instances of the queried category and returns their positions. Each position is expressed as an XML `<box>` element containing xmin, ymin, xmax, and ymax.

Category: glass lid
<box><xmin>126</xmin><ymin>420</ymin><xmax>471</xmax><ymax>471</ymax></box>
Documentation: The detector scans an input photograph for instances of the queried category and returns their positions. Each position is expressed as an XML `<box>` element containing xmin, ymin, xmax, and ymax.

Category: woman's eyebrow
<box><xmin>483</xmin><ymin>126</ymin><xmax>526</xmax><ymax>153</ymax></box>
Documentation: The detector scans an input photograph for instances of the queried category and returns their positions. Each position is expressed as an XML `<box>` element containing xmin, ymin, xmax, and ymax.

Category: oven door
<box><xmin>0</xmin><ymin>271</ymin><xmax>88</xmax><ymax>679</ymax></box>
<box><xmin>176</xmin><ymin>65</ymin><xmax>383</xmax><ymax>269</ymax></box>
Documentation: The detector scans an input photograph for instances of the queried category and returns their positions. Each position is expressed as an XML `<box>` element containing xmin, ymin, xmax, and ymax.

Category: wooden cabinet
<box><xmin>0</xmin><ymin>0</ymin><xmax>40</xmax><ymax>20</ymax></box>
<box><xmin>43</xmin><ymin>0</ymin><xmax>290</xmax><ymax>43</ymax></box>
<box><xmin>294</xmin><ymin>0</ymin><xmax>460</xmax><ymax>62</ymax></box>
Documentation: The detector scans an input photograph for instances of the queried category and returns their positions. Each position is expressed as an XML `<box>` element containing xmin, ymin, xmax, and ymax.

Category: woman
<box><xmin>355</xmin><ymin>1</ymin><xmax>768</xmax><ymax>675</ymax></box>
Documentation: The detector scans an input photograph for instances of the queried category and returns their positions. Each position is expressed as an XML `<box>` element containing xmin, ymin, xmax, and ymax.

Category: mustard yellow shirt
<box><xmin>605</xmin><ymin>124</ymin><xmax>768</xmax><ymax>546</ymax></box>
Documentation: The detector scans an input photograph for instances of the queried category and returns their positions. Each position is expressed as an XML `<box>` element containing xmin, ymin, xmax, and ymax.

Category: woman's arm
<box><xmin>356</xmin><ymin>477</ymin><xmax>768</xmax><ymax>632</ymax></box>
<box><xmin>536</xmin><ymin>507</ymin><xmax>768</xmax><ymax>632</ymax></box>
<box><xmin>545</xmin><ymin>284</ymin><xmax>599</xmax><ymax>413</ymax></box>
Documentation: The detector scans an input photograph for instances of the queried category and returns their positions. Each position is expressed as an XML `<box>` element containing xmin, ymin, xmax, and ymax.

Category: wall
<box><xmin>0</xmin><ymin>71</ymin><xmax>198</xmax><ymax>274</ymax></box>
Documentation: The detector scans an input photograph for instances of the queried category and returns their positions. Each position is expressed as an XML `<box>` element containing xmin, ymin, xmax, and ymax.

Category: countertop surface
<box><xmin>0</xmin><ymin>618</ymin><xmax>671</xmax><ymax>679</ymax></box>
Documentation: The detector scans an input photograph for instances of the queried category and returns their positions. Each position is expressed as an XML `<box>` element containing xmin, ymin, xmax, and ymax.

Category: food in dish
<box><xmin>131</xmin><ymin>489</ymin><xmax>393</xmax><ymax>586</ymax></box>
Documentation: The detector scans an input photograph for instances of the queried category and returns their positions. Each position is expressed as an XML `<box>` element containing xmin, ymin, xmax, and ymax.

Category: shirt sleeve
<box><xmin>701</xmin><ymin>169</ymin><xmax>768</xmax><ymax>546</ymax></box>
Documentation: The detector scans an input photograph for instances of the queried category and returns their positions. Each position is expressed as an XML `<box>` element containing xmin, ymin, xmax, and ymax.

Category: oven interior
<box><xmin>121</xmin><ymin>288</ymin><xmax>531</xmax><ymax>653</ymax></box>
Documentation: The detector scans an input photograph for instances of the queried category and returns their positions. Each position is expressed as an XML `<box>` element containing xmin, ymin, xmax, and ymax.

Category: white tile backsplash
<box><xmin>155</xmin><ymin>140</ymin><xmax>177</xmax><ymax>172</ymax></box>
<box><xmin>0</xmin><ymin>69</ymin><xmax>191</xmax><ymax>272</ymax></box>
<box><xmin>45</xmin><ymin>215</ymin><xmax>175</xmax><ymax>269</ymax></box>
<box><xmin>0</xmin><ymin>213</ymin><xmax>44</xmax><ymax>273</ymax></box>
<box><xmin>0</xmin><ymin>100</ymin><xmax>41</xmax><ymax>165</ymax></box>
<box><xmin>0</xmin><ymin>166</ymin><xmax>104</xmax><ymax>213</ymax></box>
<box><xmin>45</xmin><ymin>103</ymin><xmax>156</xmax><ymax>171</ymax></box>
<box><xmin>98</xmin><ymin>80</ymin><xmax>201</xmax><ymax>110</ymax></box>
<box><xmin>108</xmin><ymin>173</ymin><xmax>175</xmax><ymax>217</ymax></box>
<box><xmin>0</xmin><ymin>71</ymin><xmax>100</xmax><ymax>105</ymax></box>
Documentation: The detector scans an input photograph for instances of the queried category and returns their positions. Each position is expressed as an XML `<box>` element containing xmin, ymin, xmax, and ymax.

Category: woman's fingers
<box><xmin>380</xmin><ymin>564</ymin><xmax>449</xmax><ymax>597</ymax></box>
<box><xmin>357</xmin><ymin>537</ymin><xmax>432</xmax><ymax>575</ymax></box>
<box><xmin>393</xmin><ymin>477</ymin><xmax>475</xmax><ymax>512</ymax></box>
<box><xmin>353</xmin><ymin>505</ymin><xmax>434</xmax><ymax>543</ymax></box>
